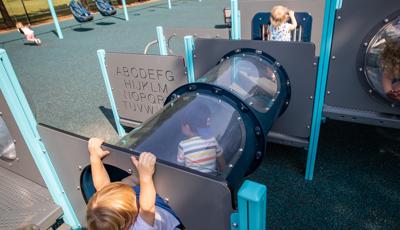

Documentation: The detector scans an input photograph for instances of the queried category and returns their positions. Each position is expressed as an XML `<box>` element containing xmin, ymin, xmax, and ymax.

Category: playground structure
<box><xmin>0</xmin><ymin>0</ymin><xmax>399</xmax><ymax>229</ymax></box>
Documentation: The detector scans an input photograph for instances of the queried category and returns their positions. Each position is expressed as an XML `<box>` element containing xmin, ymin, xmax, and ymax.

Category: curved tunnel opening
<box><xmin>116</xmin><ymin>49</ymin><xmax>290</xmax><ymax>190</ymax></box>
<box><xmin>362</xmin><ymin>15</ymin><xmax>400</xmax><ymax>107</ymax></box>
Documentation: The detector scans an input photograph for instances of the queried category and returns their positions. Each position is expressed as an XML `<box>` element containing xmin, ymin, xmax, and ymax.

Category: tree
<box><xmin>0</xmin><ymin>0</ymin><xmax>14</xmax><ymax>27</ymax></box>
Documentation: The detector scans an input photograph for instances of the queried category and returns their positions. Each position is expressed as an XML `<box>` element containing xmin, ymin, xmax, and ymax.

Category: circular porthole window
<box><xmin>362</xmin><ymin>16</ymin><xmax>400</xmax><ymax>107</ymax></box>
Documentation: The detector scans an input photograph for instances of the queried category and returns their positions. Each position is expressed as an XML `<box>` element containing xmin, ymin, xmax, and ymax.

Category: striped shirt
<box><xmin>177</xmin><ymin>136</ymin><xmax>223</xmax><ymax>173</ymax></box>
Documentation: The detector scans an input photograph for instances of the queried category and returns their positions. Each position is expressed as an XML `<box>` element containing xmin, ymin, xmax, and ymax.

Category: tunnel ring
<box><xmin>357</xmin><ymin>11</ymin><xmax>400</xmax><ymax>108</ymax></box>
<box><xmin>217</xmin><ymin>48</ymin><xmax>291</xmax><ymax>115</ymax></box>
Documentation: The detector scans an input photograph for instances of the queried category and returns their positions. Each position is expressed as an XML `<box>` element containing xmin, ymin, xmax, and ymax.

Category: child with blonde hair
<box><xmin>380</xmin><ymin>39</ymin><xmax>400</xmax><ymax>101</ymax></box>
<box><xmin>269</xmin><ymin>5</ymin><xmax>298</xmax><ymax>41</ymax></box>
<box><xmin>16</xmin><ymin>22</ymin><xmax>41</xmax><ymax>45</ymax></box>
<box><xmin>86</xmin><ymin>138</ymin><xmax>182</xmax><ymax>230</ymax></box>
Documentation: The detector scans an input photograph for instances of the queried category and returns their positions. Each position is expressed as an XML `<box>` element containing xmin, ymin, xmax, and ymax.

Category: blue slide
<box><xmin>95</xmin><ymin>0</ymin><xmax>117</xmax><ymax>16</ymax></box>
<box><xmin>69</xmin><ymin>0</ymin><xmax>93</xmax><ymax>23</ymax></box>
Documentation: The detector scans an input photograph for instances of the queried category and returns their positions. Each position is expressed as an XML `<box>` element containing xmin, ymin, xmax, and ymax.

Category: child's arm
<box><xmin>131</xmin><ymin>152</ymin><xmax>157</xmax><ymax>226</ymax></box>
<box><xmin>217</xmin><ymin>155</ymin><xmax>226</xmax><ymax>172</ymax></box>
<box><xmin>88</xmin><ymin>138</ymin><xmax>111</xmax><ymax>191</ymax></box>
<box><xmin>216</xmin><ymin>143</ymin><xmax>226</xmax><ymax>171</ymax></box>
<box><xmin>382</xmin><ymin>70</ymin><xmax>394</xmax><ymax>94</ymax></box>
<box><xmin>287</xmin><ymin>10</ymin><xmax>298</xmax><ymax>31</ymax></box>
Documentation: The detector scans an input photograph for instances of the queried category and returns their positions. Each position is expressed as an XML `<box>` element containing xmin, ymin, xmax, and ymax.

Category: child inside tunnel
<box><xmin>177</xmin><ymin>102</ymin><xmax>226</xmax><ymax>174</ymax></box>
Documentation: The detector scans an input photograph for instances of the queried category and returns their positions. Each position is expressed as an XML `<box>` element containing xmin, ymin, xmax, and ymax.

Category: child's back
<box><xmin>178</xmin><ymin>136</ymin><xmax>223</xmax><ymax>173</ymax></box>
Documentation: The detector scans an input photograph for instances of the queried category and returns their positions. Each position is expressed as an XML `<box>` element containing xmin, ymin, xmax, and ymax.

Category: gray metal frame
<box><xmin>163</xmin><ymin>28</ymin><xmax>230</xmax><ymax>40</ymax></box>
<box><xmin>325</xmin><ymin>0</ymin><xmax>400</xmax><ymax>128</ymax></box>
<box><xmin>163</xmin><ymin>28</ymin><xmax>230</xmax><ymax>55</ymax></box>
<box><xmin>38</xmin><ymin>124</ymin><xmax>234</xmax><ymax>230</ymax></box>
<box><xmin>0</xmin><ymin>91</ymin><xmax>44</xmax><ymax>186</ymax></box>
<box><xmin>239</xmin><ymin>0</ymin><xmax>325</xmax><ymax>55</ymax></box>
<box><xmin>193</xmin><ymin>38</ymin><xmax>318</xmax><ymax>147</ymax></box>
<box><xmin>0</xmin><ymin>92</ymin><xmax>62</xmax><ymax>230</ymax></box>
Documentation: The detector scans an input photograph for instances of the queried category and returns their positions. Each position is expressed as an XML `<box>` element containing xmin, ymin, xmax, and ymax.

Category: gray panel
<box><xmin>239</xmin><ymin>0</ymin><xmax>325</xmax><ymax>55</ymax></box>
<box><xmin>325</xmin><ymin>0</ymin><xmax>400</xmax><ymax>119</ymax></box>
<box><xmin>0</xmin><ymin>167</ymin><xmax>62</xmax><ymax>230</ymax></box>
<box><xmin>106</xmin><ymin>53</ymin><xmax>187</xmax><ymax>124</ymax></box>
<box><xmin>163</xmin><ymin>28</ymin><xmax>230</xmax><ymax>56</ymax></box>
<box><xmin>194</xmin><ymin>38</ymin><xmax>317</xmax><ymax>140</ymax></box>
<box><xmin>120</xmin><ymin>118</ymin><xmax>141</xmax><ymax>128</ymax></box>
<box><xmin>324</xmin><ymin>105</ymin><xmax>400</xmax><ymax>129</ymax></box>
<box><xmin>0</xmin><ymin>91</ymin><xmax>45</xmax><ymax>186</ymax></box>
<box><xmin>38</xmin><ymin>125</ymin><xmax>233</xmax><ymax>230</ymax></box>
<box><xmin>163</xmin><ymin>27</ymin><xmax>230</xmax><ymax>40</ymax></box>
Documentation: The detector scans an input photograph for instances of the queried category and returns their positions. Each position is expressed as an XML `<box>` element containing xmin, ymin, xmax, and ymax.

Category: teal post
<box><xmin>336</xmin><ymin>0</ymin><xmax>343</xmax><ymax>9</ymax></box>
<box><xmin>156</xmin><ymin>26</ymin><xmax>168</xmax><ymax>56</ymax></box>
<box><xmin>97</xmin><ymin>49</ymin><xmax>126</xmax><ymax>137</ymax></box>
<box><xmin>237</xmin><ymin>10</ymin><xmax>241</xmax><ymax>39</ymax></box>
<box><xmin>305</xmin><ymin>0</ymin><xmax>338</xmax><ymax>180</ymax></box>
<box><xmin>231</xmin><ymin>180</ymin><xmax>267</xmax><ymax>230</ymax></box>
<box><xmin>47</xmin><ymin>0</ymin><xmax>63</xmax><ymax>39</ymax></box>
<box><xmin>184</xmin><ymin>35</ymin><xmax>195</xmax><ymax>83</ymax></box>
<box><xmin>231</xmin><ymin>0</ymin><xmax>240</xmax><ymax>39</ymax></box>
<box><xmin>168</xmin><ymin>0</ymin><xmax>171</xmax><ymax>9</ymax></box>
<box><xmin>121</xmin><ymin>0</ymin><xmax>129</xmax><ymax>21</ymax></box>
<box><xmin>0</xmin><ymin>49</ymin><xmax>79</xmax><ymax>228</ymax></box>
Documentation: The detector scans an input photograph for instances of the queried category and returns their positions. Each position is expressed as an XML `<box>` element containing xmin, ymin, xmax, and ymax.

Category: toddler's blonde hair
<box><xmin>87</xmin><ymin>182</ymin><xmax>138</xmax><ymax>230</ymax></box>
<box><xmin>270</xmin><ymin>5</ymin><xmax>289</xmax><ymax>27</ymax></box>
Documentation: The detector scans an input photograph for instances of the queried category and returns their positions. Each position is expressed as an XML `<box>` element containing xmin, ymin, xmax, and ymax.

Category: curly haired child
<box><xmin>380</xmin><ymin>39</ymin><xmax>400</xmax><ymax>101</ymax></box>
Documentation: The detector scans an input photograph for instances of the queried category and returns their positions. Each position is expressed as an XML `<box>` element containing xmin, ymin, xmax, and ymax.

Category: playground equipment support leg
<box><xmin>0</xmin><ymin>49</ymin><xmax>80</xmax><ymax>227</ymax></box>
<box><xmin>184</xmin><ymin>36</ymin><xmax>195</xmax><ymax>83</ymax></box>
<box><xmin>97</xmin><ymin>49</ymin><xmax>126</xmax><ymax>137</ymax></box>
<box><xmin>231</xmin><ymin>180</ymin><xmax>267</xmax><ymax>230</ymax></box>
<box><xmin>230</xmin><ymin>0</ymin><xmax>241</xmax><ymax>39</ymax></box>
<box><xmin>306</xmin><ymin>0</ymin><xmax>338</xmax><ymax>180</ymax></box>
<box><xmin>47</xmin><ymin>0</ymin><xmax>63</xmax><ymax>39</ymax></box>
<box><xmin>156</xmin><ymin>26</ymin><xmax>168</xmax><ymax>55</ymax></box>
<box><xmin>121</xmin><ymin>0</ymin><xmax>129</xmax><ymax>21</ymax></box>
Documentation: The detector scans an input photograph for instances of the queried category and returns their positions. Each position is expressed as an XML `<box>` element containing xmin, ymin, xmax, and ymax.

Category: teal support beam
<box><xmin>231</xmin><ymin>180</ymin><xmax>267</xmax><ymax>230</ymax></box>
<box><xmin>156</xmin><ymin>26</ymin><xmax>168</xmax><ymax>56</ymax></box>
<box><xmin>184</xmin><ymin>35</ymin><xmax>195</xmax><ymax>83</ymax></box>
<box><xmin>231</xmin><ymin>0</ymin><xmax>240</xmax><ymax>39</ymax></box>
<box><xmin>97</xmin><ymin>49</ymin><xmax>126</xmax><ymax>137</ymax></box>
<box><xmin>336</xmin><ymin>0</ymin><xmax>343</xmax><ymax>9</ymax></box>
<box><xmin>237</xmin><ymin>10</ymin><xmax>241</xmax><ymax>39</ymax></box>
<box><xmin>121</xmin><ymin>0</ymin><xmax>129</xmax><ymax>21</ymax></box>
<box><xmin>47</xmin><ymin>0</ymin><xmax>63</xmax><ymax>39</ymax></box>
<box><xmin>305</xmin><ymin>0</ymin><xmax>338</xmax><ymax>180</ymax></box>
<box><xmin>0</xmin><ymin>49</ymin><xmax>79</xmax><ymax>227</ymax></box>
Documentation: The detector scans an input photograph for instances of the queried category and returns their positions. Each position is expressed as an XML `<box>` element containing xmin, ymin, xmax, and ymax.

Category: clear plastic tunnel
<box><xmin>364</xmin><ymin>16</ymin><xmax>400</xmax><ymax>106</ymax></box>
<box><xmin>117</xmin><ymin>49</ymin><xmax>290</xmax><ymax>189</ymax></box>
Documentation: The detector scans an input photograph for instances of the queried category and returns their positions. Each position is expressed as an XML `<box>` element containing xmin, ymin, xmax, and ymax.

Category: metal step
<box><xmin>0</xmin><ymin>166</ymin><xmax>63</xmax><ymax>230</ymax></box>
